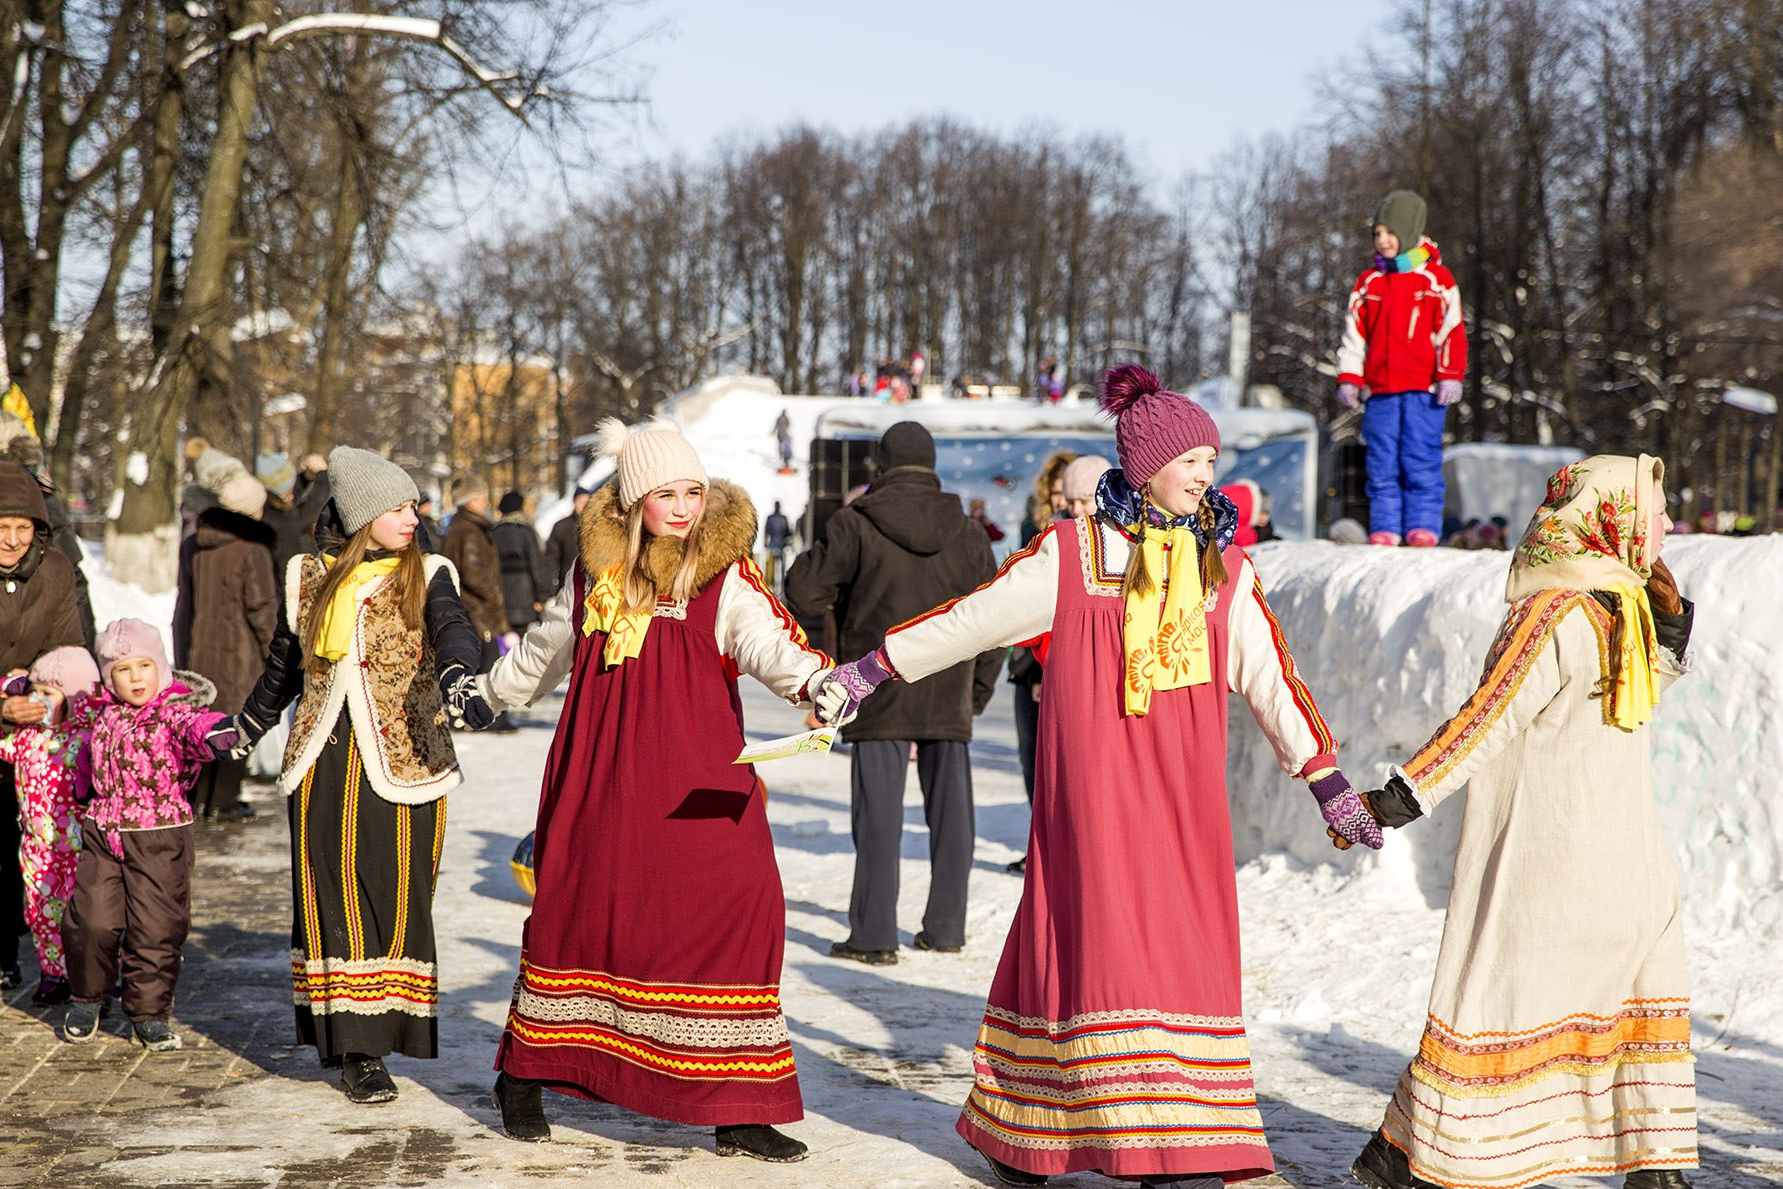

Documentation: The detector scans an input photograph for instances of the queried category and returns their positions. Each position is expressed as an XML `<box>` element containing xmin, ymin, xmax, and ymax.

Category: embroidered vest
<box><xmin>282</xmin><ymin>553</ymin><xmax>461</xmax><ymax>803</ymax></box>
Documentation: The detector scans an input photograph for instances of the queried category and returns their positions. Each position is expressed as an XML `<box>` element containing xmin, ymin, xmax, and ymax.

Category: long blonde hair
<box><xmin>1121</xmin><ymin>490</ymin><xmax>1228</xmax><ymax>601</ymax></box>
<box><xmin>617</xmin><ymin>496</ymin><xmax>706</xmax><ymax>612</ymax></box>
<box><xmin>299</xmin><ymin>527</ymin><xmax>427</xmax><ymax>677</ymax></box>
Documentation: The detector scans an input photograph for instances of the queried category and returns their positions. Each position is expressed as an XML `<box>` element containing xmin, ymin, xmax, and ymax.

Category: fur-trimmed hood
<box><xmin>579</xmin><ymin>478</ymin><xmax>758</xmax><ymax>596</ymax></box>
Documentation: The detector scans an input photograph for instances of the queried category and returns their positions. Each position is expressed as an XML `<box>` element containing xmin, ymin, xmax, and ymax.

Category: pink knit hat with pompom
<box><xmin>1099</xmin><ymin>365</ymin><xmax>1220</xmax><ymax>488</ymax></box>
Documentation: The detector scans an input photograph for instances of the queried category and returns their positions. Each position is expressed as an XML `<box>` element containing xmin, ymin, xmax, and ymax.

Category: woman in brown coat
<box><xmin>173</xmin><ymin>464</ymin><xmax>278</xmax><ymax>821</ymax></box>
<box><xmin>0</xmin><ymin>461</ymin><xmax>83</xmax><ymax>987</ymax></box>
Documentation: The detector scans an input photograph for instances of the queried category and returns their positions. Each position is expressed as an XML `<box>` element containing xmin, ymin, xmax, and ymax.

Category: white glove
<box><xmin>808</xmin><ymin>668</ymin><xmax>859</xmax><ymax>727</ymax></box>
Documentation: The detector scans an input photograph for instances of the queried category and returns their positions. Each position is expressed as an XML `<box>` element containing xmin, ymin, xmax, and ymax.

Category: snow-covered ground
<box><xmin>49</xmin><ymin>389</ymin><xmax>1782</xmax><ymax>1186</ymax></box>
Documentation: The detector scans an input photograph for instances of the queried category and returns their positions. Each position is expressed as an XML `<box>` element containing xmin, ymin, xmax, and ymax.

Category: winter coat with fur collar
<box><xmin>481</xmin><ymin>479</ymin><xmax>830</xmax><ymax>712</ymax></box>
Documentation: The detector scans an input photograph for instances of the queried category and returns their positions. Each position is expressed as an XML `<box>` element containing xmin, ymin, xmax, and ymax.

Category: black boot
<box><xmin>1352</xmin><ymin>1129</ymin><xmax>1437</xmax><ymax>1189</ymax></box>
<box><xmin>340</xmin><ymin>1053</ymin><xmax>398</xmax><ymax>1104</ymax></box>
<box><xmin>493</xmin><ymin>1071</ymin><xmax>551</xmax><ymax>1141</ymax></box>
<box><xmin>714</xmin><ymin>1124</ymin><xmax>808</xmax><ymax>1163</ymax></box>
<box><xmin>1625</xmin><ymin>1172</ymin><xmax>1692</xmax><ymax>1189</ymax></box>
<box><xmin>971</xmin><ymin>1144</ymin><xmax>1048</xmax><ymax>1187</ymax></box>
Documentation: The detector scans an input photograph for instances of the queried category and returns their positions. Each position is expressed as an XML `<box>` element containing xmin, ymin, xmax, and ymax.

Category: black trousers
<box><xmin>1013</xmin><ymin>683</ymin><xmax>1040</xmax><ymax>802</ymax></box>
<box><xmin>845</xmin><ymin>738</ymin><xmax>974</xmax><ymax>952</ymax></box>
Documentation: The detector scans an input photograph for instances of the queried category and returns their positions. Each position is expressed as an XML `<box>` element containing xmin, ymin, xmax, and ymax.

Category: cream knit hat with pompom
<box><xmin>598</xmin><ymin>418</ymin><xmax>708</xmax><ymax>510</ymax></box>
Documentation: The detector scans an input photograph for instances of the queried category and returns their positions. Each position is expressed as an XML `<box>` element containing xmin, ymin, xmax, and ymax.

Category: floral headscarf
<box><xmin>1504</xmin><ymin>454</ymin><xmax>1663</xmax><ymax>602</ymax></box>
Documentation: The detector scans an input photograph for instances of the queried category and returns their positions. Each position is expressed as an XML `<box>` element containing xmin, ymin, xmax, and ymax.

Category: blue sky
<box><xmin>606</xmin><ymin>0</ymin><xmax>1405</xmax><ymax>182</ymax></box>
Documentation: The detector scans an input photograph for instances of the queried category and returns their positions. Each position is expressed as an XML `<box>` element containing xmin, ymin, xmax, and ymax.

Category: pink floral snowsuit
<box><xmin>2</xmin><ymin>694</ymin><xmax>101</xmax><ymax>980</ymax></box>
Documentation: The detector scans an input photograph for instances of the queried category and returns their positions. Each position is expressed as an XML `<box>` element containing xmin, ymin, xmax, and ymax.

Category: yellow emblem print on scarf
<box><xmin>1122</xmin><ymin>525</ymin><xmax>1212</xmax><ymax>716</ymax></box>
<box><xmin>582</xmin><ymin>564</ymin><xmax>652</xmax><ymax>668</ymax></box>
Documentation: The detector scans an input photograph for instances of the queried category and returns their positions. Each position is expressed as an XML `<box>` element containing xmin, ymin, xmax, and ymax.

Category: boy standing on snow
<box><xmin>1336</xmin><ymin>189</ymin><xmax>1468</xmax><ymax>547</ymax></box>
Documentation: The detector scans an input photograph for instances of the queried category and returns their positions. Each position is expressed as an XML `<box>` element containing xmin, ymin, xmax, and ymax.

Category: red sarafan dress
<box><xmin>884</xmin><ymin>517</ymin><xmax>1338</xmax><ymax>1181</ymax></box>
<box><xmin>485</xmin><ymin>481</ymin><xmax>828</xmax><ymax>1126</ymax></box>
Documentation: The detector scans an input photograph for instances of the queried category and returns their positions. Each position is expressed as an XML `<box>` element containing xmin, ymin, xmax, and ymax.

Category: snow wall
<box><xmin>1227</xmin><ymin>534</ymin><xmax>1783</xmax><ymax>940</ymax></box>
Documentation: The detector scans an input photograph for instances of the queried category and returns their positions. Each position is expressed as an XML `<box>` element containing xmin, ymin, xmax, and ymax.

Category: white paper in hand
<box><xmin>734</xmin><ymin>725</ymin><xmax>838</xmax><ymax>764</ymax></box>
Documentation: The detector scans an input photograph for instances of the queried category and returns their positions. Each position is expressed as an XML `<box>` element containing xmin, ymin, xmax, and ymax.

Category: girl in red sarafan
<box><xmin>480</xmin><ymin>419</ymin><xmax>832</xmax><ymax>1163</ymax></box>
<box><xmin>817</xmin><ymin>366</ymin><xmax>1372</xmax><ymax>1188</ymax></box>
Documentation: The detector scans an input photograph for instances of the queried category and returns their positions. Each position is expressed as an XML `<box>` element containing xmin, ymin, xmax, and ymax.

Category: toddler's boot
<box><xmin>62</xmin><ymin>1001</ymin><xmax>100</xmax><ymax>1043</ymax></box>
<box><xmin>132</xmin><ymin>1020</ymin><xmax>182</xmax><ymax>1051</ymax></box>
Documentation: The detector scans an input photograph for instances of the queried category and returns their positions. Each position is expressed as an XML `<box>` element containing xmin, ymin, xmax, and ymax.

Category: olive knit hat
<box><xmin>327</xmin><ymin>446</ymin><xmax>420</xmax><ymax>535</ymax></box>
<box><xmin>1372</xmin><ymin>189</ymin><xmax>1427</xmax><ymax>248</ymax></box>
<box><xmin>597</xmin><ymin>417</ymin><xmax>708</xmax><ymax>510</ymax></box>
<box><xmin>1098</xmin><ymin>366</ymin><xmax>1220</xmax><ymax>488</ymax></box>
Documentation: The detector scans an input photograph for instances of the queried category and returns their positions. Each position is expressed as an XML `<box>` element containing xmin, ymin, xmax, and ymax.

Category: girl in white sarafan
<box><xmin>1344</xmin><ymin>454</ymin><xmax>1699</xmax><ymax>1189</ymax></box>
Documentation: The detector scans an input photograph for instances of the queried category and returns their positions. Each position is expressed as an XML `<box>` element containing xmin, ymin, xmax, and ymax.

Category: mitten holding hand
<box><xmin>814</xmin><ymin>648</ymin><xmax>897</xmax><ymax>726</ymax></box>
<box><xmin>1435</xmin><ymin>379</ymin><xmax>1464</xmax><ymax>406</ymax></box>
<box><xmin>1337</xmin><ymin>382</ymin><xmax>1362</xmax><ymax>410</ymax></box>
<box><xmin>440</xmin><ymin>661</ymin><xmax>495</xmax><ymax>731</ymax></box>
<box><xmin>1646</xmin><ymin>558</ymin><xmax>1683</xmax><ymax>615</ymax></box>
<box><xmin>1</xmin><ymin>672</ymin><xmax>28</xmax><ymax>698</ymax></box>
<box><xmin>204</xmin><ymin>722</ymin><xmax>242</xmax><ymax>761</ymax></box>
<box><xmin>1309</xmin><ymin>769</ymin><xmax>1383</xmax><ymax>850</ymax></box>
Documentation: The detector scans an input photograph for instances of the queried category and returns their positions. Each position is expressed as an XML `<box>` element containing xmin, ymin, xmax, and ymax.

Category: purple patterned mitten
<box><xmin>1</xmin><ymin>673</ymin><xmax>28</xmax><ymax>697</ymax></box>
<box><xmin>815</xmin><ymin>648</ymin><xmax>896</xmax><ymax>725</ymax></box>
<box><xmin>1435</xmin><ymin>379</ymin><xmax>1463</xmax><ymax>406</ymax></box>
<box><xmin>1309</xmin><ymin>770</ymin><xmax>1383</xmax><ymax>850</ymax></box>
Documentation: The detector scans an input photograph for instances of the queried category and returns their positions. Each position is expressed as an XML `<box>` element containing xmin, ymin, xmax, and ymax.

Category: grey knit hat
<box><xmin>327</xmin><ymin>446</ymin><xmax>420</xmax><ymax>535</ymax></box>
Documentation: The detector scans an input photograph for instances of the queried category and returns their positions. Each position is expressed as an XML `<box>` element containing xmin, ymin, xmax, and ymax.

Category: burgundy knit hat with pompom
<box><xmin>1099</xmin><ymin>365</ymin><xmax>1220</xmax><ymax>487</ymax></box>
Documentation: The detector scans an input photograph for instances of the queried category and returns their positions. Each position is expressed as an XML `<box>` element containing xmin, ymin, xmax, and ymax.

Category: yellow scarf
<box><xmin>1122</xmin><ymin>525</ymin><xmax>1212</xmax><ymax>716</ymax></box>
<box><xmin>581</xmin><ymin>564</ymin><xmax>651</xmax><ymax>668</ymax></box>
<box><xmin>1603</xmin><ymin>584</ymin><xmax>1659</xmax><ymax>730</ymax></box>
<box><xmin>314</xmin><ymin>556</ymin><xmax>400</xmax><ymax>662</ymax></box>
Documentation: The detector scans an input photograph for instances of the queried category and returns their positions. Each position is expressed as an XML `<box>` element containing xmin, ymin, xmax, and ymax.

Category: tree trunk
<box><xmin>308</xmin><ymin>146</ymin><xmax>364</xmax><ymax>453</ymax></box>
<box><xmin>114</xmin><ymin>0</ymin><xmax>273</xmax><ymax>591</ymax></box>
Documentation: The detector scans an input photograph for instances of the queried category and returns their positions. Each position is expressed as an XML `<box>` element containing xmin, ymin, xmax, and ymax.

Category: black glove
<box><xmin>440</xmin><ymin>662</ymin><xmax>495</xmax><ymax>731</ymax></box>
<box><xmin>1365</xmin><ymin>773</ymin><xmax>1425</xmax><ymax>829</ymax></box>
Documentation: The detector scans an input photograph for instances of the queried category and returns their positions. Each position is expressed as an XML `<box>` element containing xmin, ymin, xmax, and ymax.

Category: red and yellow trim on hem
<box><xmin>1411</xmin><ymin>1000</ymin><xmax>1693</xmax><ymax>1097</ymax></box>
<box><xmin>505</xmin><ymin>956</ymin><xmax>797</xmax><ymax>1085</ymax></box>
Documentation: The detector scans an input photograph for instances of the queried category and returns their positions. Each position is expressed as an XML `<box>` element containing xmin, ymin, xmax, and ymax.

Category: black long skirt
<box><xmin>288</xmin><ymin>712</ymin><xmax>444</xmax><ymax>1060</ymax></box>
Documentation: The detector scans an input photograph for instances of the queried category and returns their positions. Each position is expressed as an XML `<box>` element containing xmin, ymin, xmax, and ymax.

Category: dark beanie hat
<box><xmin>877</xmin><ymin>421</ymin><xmax>936</xmax><ymax>471</ymax></box>
<box><xmin>1099</xmin><ymin>365</ymin><xmax>1220</xmax><ymax>488</ymax></box>
<box><xmin>498</xmin><ymin>491</ymin><xmax>525</xmax><ymax>515</ymax></box>
<box><xmin>1372</xmin><ymin>190</ymin><xmax>1427</xmax><ymax>248</ymax></box>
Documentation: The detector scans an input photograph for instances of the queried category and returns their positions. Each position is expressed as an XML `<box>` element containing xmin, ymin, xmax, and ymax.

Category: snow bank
<box><xmin>1228</xmin><ymin>535</ymin><xmax>1783</xmax><ymax>940</ymax></box>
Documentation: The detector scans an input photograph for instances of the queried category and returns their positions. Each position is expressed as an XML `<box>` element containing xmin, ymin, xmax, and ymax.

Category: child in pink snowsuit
<box><xmin>0</xmin><ymin>646</ymin><xmax>103</xmax><ymax>1005</ymax></box>
<box><xmin>61</xmin><ymin>618</ymin><xmax>235</xmax><ymax>1051</ymax></box>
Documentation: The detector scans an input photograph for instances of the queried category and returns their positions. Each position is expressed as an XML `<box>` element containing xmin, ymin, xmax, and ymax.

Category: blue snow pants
<box><xmin>1361</xmin><ymin>390</ymin><xmax>1446</xmax><ymax>537</ymax></box>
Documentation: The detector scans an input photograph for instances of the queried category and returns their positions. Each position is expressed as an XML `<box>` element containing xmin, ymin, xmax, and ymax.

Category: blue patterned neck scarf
<box><xmin>1094</xmin><ymin>468</ymin><xmax>1239</xmax><ymax>552</ymax></box>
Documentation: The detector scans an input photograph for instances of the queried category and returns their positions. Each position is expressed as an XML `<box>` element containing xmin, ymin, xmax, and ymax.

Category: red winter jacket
<box><xmin>1335</xmin><ymin>239</ymin><xmax>1468</xmax><ymax>396</ymax></box>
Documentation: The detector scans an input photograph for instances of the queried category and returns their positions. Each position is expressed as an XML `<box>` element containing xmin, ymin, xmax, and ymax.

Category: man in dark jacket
<box><xmin>785</xmin><ymin>421</ymin><xmax>1001</xmax><ymax>965</ymax></box>
<box><xmin>542</xmin><ymin>486</ymin><xmax>590</xmax><ymax>597</ymax></box>
<box><xmin>444</xmin><ymin>477</ymin><xmax>514</xmax><ymax>730</ymax></box>
<box><xmin>492</xmin><ymin>492</ymin><xmax>549</xmax><ymax>631</ymax></box>
<box><xmin>0</xmin><ymin>462</ymin><xmax>83</xmax><ymax>987</ymax></box>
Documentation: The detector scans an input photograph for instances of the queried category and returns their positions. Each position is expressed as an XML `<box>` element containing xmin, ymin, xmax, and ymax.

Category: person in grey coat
<box><xmin>784</xmin><ymin>421</ymin><xmax>1001</xmax><ymax>965</ymax></box>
